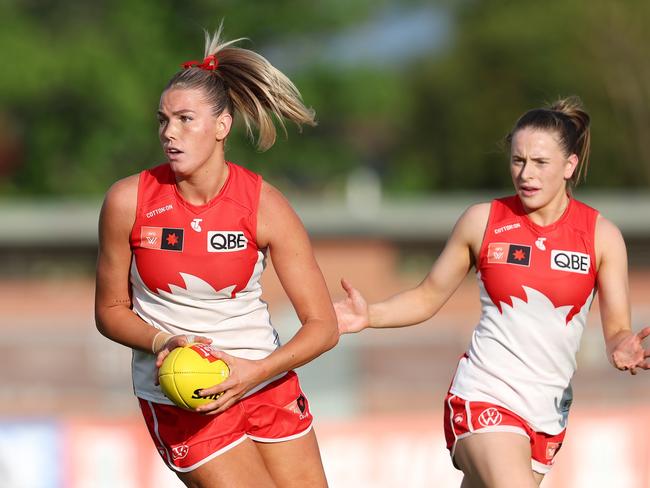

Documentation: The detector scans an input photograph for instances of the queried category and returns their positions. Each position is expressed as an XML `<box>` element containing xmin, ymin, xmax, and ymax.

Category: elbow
<box><xmin>321</xmin><ymin>323</ymin><xmax>340</xmax><ymax>352</ymax></box>
<box><xmin>95</xmin><ymin>306</ymin><xmax>118</xmax><ymax>340</ymax></box>
<box><xmin>95</xmin><ymin>310</ymin><xmax>110</xmax><ymax>339</ymax></box>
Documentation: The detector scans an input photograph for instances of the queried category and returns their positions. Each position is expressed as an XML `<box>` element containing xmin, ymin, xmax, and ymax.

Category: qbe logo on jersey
<box><xmin>551</xmin><ymin>250</ymin><xmax>590</xmax><ymax>274</ymax></box>
<box><xmin>207</xmin><ymin>231</ymin><xmax>248</xmax><ymax>252</ymax></box>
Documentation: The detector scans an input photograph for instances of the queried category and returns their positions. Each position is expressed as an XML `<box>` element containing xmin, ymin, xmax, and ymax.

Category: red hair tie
<box><xmin>181</xmin><ymin>54</ymin><xmax>219</xmax><ymax>71</ymax></box>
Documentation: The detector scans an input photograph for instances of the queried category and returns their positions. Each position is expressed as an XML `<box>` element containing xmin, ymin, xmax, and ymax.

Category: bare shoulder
<box><xmin>595</xmin><ymin>214</ymin><xmax>626</xmax><ymax>263</ymax></box>
<box><xmin>459</xmin><ymin>202</ymin><xmax>491</xmax><ymax>225</ymax></box>
<box><xmin>595</xmin><ymin>214</ymin><xmax>624</xmax><ymax>242</ymax></box>
<box><xmin>449</xmin><ymin>202</ymin><xmax>491</xmax><ymax>255</ymax></box>
<box><xmin>454</xmin><ymin>202</ymin><xmax>491</xmax><ymax>237</ymax></box>
<box><xmin>258</xmin><ymin>180</ymin><xmax>302</xmax><ymax>222</ymax></box>
<box><xmin>104</xmin><ymin>174</ymin><xmax>139</xmax><ymax>206</ymax></box>
<box><xmin>100</xmin><ymin>174</ymin><xmax>139</xmax><ymax>230</ymax></box>
<box><xmin>257</xmin><ymin>180</ymin><xmax>305</xmax><ymax>248</ymax></box>
<box><xmin>259</xmin><ymin>179</ymin><xmax>290</xmax><ymax>208</ymax></box>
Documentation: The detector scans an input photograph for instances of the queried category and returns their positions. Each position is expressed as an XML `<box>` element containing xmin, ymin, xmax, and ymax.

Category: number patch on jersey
<box><xmin>550</xmin><ymin>250</ymin><xmax>590</xmax><ymax>274</ymax></box>
<box><xmin>207</xmin><ymin>231</ymin><xmax>248</xmax><ymax>252</ymax></box>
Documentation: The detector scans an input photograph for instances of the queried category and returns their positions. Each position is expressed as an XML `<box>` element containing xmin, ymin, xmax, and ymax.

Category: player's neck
<box><xmin>524</xmin><ymin>192</ymin><xmax>570</xmax><ymax>227</ymax></box>
<box><xmin>175</xmin><ymin>159</ymin><xmax>230</xmax><ymax>206</ymax></box>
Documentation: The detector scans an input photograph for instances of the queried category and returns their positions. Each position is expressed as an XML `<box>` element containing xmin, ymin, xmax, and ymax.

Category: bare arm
<box><xmin>595</xmin><ymin>215</ymin><xmax>650</xmax><ymax>373</ymax></box>
<box><xmin>95</xmin><ymin>175</ymin><xmax>155</xmax><ymax>350</ymax></box>
<box><xmin>255</xmin><ymin>181</ymin><xmax>339</xmax><ymax>372</ymax></box>
<box><xmin>336</xmin><ymin>203</ymin><xmax>489</xmax><ymax>333</ymax></box>
<box><xmin>197</xmin><ymin>181</ymin><xmax>338</xmax><ymax>413</ymax></box>
<box><xmin>95</xmin><ymin>176</ymin><xmax>207</xmax><ymax>355</ymax></box>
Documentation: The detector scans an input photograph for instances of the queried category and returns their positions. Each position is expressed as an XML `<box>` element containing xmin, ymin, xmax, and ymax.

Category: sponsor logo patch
<box><xmin>507</xmin><ymin>244</ymin><xmax>531</xmax><ymax>266</ymax></box>
<box><xmin>477</xmin><ymin>407</ymin><xmax>503</xmax><ymax>427</ymax></box>
<box><xmin>535</xmin><ymin>237</ymin><xmax>547</xmax><ymax>251</ymax></box>
<box><xmin>207</xmin><ymin>231</ymin><xmax>248</xmax><ymax>252</ymax></box>
<box><xmin>145</xmin><ymin>204</ymin><xmax>173</xmax><ymax>219</ymax></box>
<box><xmin>487</xmin><ymin>243</ymin><xmax>508</xmax><ymax>263</ymax></box>
<box><xmin>191</xmin><ymin>218</ymin><xmax>203</xmax><ymax>232</ymax></box>
<box><xmin>551</xmin><ymin>250</ymin><xmax>590</xmax><ymax>274</ymax></box>
<box><xmin>140</xmin><ymin>227</ymin><xmax>184</xmax><ymax>251</ymax></box>
<box><xmin>141</xmin><ymin>227</ymin><xmax>161</xmax><ymax>248</ymax></box>
<box><xmin>493</xmin><ymin>222</ymin><xmax>521</xmax><ymax>234</ymax></box>
<box><xmin>487</xmin><ymin>243</ymin><xmax>531</xmax><ymax>266</ymax></box>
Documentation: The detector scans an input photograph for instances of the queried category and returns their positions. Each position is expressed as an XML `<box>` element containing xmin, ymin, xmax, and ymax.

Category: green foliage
<box><xmin>390</xmin><ymin>0</ymin><xmax>650</xmax><ymax>192</ymax></box>
<box><xmin>1</xmin><ymin>0</ymin><xmax>649</xmax><ymax>196</ymax></box>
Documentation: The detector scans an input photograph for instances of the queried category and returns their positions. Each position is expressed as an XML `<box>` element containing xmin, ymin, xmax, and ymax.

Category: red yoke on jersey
<box><xmin>129</xmin><ymin>162</ymin><xmax>280</xmax><ymax>407</ymax></box>
<box><xmin>479</xmin><ymin>196</ymin><xmax>598</xmax><ymax>324</ymax></box>
<box><xmin>130</xmin><ymin>162</ymin><xmax>262</xmax><ymax>297</ymax></box>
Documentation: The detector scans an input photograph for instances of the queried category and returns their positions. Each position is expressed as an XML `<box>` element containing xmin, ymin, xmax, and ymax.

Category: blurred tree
<box><xmin>0</xmin><ymin>0</ymin><xmax>393</xmax><ymax>195</ymax></box>
<box><xmin>388</xmin><ymin>0</ymin><xmax>650</xmax><ymax>193</ymax></box>
<box><xmin>0</xmin><ymin>0</ymin><xmax>648</xmax><ymax>196</ymax></box>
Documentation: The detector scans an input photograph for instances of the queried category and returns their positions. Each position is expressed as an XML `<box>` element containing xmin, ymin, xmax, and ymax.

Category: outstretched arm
<box><xmin>596</xmin><ymin>215</ymin><xmax>650</xmax><ymax>374</ymax></box>
<box><xmin>335</xmin><ymin>203</ymin><xmax>489</xmax><ymax>334</ymax></box>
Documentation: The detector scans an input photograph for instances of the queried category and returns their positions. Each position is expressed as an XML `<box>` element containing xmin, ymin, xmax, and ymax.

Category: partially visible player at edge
<box><xmin>334</xmin><ymin>96</ymin><xmax>650</xmax><ymax>487</ymax></box>
<box><xmin>95</xmin><ymin>23</ymin><xmax>338</xmax><ymax>488</ymax></box>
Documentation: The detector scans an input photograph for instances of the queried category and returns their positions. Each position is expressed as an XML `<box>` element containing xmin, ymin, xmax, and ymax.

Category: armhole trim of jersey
<box><xmin>129</xmin><ymin>170</ymin><xmax>147</xmax><ymax>246</ymax></box>
<box><xmin>476</xmin><ymin>199</ymin><xmax>498</xmax><ymax>269</ymax></box>
<box><xmin>251</xmin><ymin>175</ymin><xmax>263</xmax><ymax>247</ymax></box>
<box><xmin>589</xmin><ymin>209</ymin><xmax>600</xmax><ymax>275</ymax></box>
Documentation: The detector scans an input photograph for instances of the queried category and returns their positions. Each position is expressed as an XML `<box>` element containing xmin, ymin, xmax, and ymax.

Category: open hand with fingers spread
<box><xmin>610</xmin><ymin>326</ymin><xmax>650</xmax><ymax>375</ymax></box>
<box><xmin>334</xmin><ymin>278</ymin><xmax>370</xmax><ymax>335</ymax></box>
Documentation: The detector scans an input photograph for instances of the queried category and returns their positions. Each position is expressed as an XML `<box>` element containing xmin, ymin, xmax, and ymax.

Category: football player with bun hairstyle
<box><xmin>335</xmin><ymin>96</ymin><xmax>650</xmax><ymax>487</ymax></box>
<box><xmin>95</xmin><ymin>23</ymin><xmax>338</xmax><ymax>487</ymax></box>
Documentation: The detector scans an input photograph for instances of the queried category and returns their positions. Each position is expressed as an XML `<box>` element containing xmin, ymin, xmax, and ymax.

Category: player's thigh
<box><xmin>454</xmin><ymin>432</ymin><xmax>541</xmax><ymax>488</ymax></box>
<box><xmin>255</xmin><ymin>428</ymin><xmax>328</xmax><ymax>488</ymax></box>
<box><xmin>177</xmin><ymin>437</ymin><xmax>276</xmax><ymax>488</ymax></box>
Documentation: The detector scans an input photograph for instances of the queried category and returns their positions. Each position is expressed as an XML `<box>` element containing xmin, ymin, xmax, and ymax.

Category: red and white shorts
<box><xmin>139</xmin><ymin>371</ymin><xmax>313</xmax><ymax>472</ymax></box>
<box><xmin>444</xmin><ymin>392</ymin><xmax>566</xmax><ymax>474</ymax></box>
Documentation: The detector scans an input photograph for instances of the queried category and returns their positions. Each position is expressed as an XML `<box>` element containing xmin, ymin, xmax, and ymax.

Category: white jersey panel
<box><xmin>131</xmin><ymin>250</ymin><xmax>281</xmax><ymax>404</ymax></box>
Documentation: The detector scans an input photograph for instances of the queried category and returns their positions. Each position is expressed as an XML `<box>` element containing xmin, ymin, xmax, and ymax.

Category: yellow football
<box><xmin>158</xmin><ymin>343</ymin><xmax>229</xmax><ymax>410</ymax></box>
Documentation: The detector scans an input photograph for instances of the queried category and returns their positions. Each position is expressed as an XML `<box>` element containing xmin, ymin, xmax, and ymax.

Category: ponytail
<box><xmin>165</xmin><ymin>23</ymin><xmax>316</xmax><ymax>152</ymax></box>
<box><xmin>548</xmin><ymin>97</ymin><xmax>591</xmax><ymax>184</ymax></box>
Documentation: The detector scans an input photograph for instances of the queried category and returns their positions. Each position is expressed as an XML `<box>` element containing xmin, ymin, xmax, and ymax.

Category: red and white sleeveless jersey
<box><xmin>129</xmin><ymin>162</ymin><xmax>280</xmax><ymax>405</ymax></box>
<box><xmin>450</xmin><ymin>196</ymin><xmax>599</xmax><ymax>434</ymax></box>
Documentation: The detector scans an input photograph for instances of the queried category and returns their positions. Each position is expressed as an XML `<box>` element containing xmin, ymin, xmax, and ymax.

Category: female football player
<box><xmin>96</xmin><ymin>24</ymin><xmax>338</xmax><ymax>487</ymax></box>
<box><xmin>335</xmin><ymin>96</ymin><xmax>650</xmax><ymax>487</ymax></box>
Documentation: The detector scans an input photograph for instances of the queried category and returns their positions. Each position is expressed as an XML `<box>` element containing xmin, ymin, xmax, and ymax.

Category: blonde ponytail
<box><xmin>165</xmin><ymin>23</ymin><xmax>316</xmax><ymax>152</ymax></box>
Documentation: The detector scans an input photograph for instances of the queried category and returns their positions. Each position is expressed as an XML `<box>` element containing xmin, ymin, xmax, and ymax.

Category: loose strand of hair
<box><xmin>203</xmin><ymin>25</ymin><xmax>316</xmax><ymax>151</ymax></box>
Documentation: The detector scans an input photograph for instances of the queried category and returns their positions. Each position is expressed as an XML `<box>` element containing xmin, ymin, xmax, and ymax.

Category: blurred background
<box><xmin>1</xmin><ymin>0</ymin><xmax>649</xmax><ymax>487</ymax></box>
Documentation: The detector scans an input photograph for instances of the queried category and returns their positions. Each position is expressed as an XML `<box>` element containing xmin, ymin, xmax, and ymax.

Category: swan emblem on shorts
<box><xmin>171</xmin><ymin>444</ymin><xmax>189</xmax><ymax>460</ymax></box>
